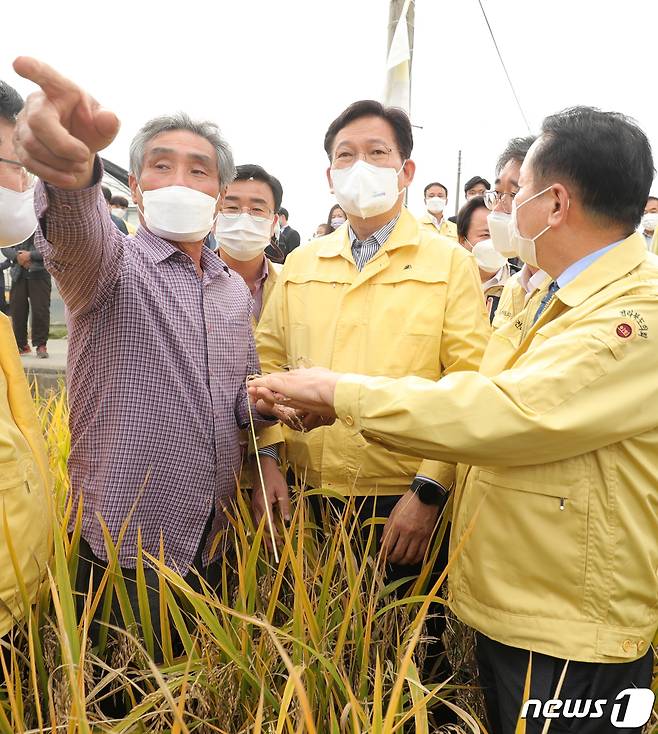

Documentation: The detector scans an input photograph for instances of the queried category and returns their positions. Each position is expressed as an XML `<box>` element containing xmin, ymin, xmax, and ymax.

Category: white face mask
<box><xmin>487</xmin><ymin>210</ymin><xmax>517</xmax><ymax>258</ymax></box>
<box><xmin>216</xmin><ymin>212</ymin><xmax>272</xmax><ymax>261</ymax></box>
<box><xmin>330</xmin><ymin>159</ymin><xmax>405</xmax><ymax>219</ymax></box>
<box><xmin>112</xmin><ymin>207</ymin><xmax>127</xmax><ymax>220</ymax></box>
<box><xmin>426</xmin><ymin>196</ymin><xmax>447</xmax><ymax>214</ymax></box>
<box><xmin>0</xmin><ymin>185</ymin><xmax>38</xmax><ymax>247</ymax></box>
<box><xmin>330</xmin><ymin>216</ymin><xmax>346</xmax><ymax>229</ymax></box>
<box><xmin>641</xmin><ymin>212</ymin><xmax>658</xmax><ymax>232</ymax></box>
<box><xmin>139</xmin><ymin>184</ymin><xmax>220</xmax><ymax>242</ymax></box>
<box><xmin>509</xmin><ymin>186</ymin><xmax>554</xmax><ymax>268</ymax></box>
<box><xmin>469</xmin><ymin>238</ymin><xmax>508</xmax><ymax>273</ymax></box>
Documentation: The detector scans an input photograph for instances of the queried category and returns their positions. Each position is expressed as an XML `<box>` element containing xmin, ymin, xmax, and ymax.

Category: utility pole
<box><xmin>454</xmin><ymin>149</ymin><xmax>462</xmax><ymax>217</ymax></box>
<box><xmin>387</xmin><ymin>0</ymin><xmax>415</xmax><ymax>206</ymax></box>
<box><xmin>387</xmin><ymin>0</ymin><xmax>415</xmax><ymax>101</ymax></box>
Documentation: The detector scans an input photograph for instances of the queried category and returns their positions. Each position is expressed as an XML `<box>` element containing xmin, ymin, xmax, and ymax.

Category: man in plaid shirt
<box><xmin>13</xmin><ymin>56</ymin><xmax>274</xmax><ymax>657</ymax></box>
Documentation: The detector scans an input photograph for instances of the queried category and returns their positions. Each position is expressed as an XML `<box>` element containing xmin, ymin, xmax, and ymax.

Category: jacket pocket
<box><xmin>458</xmin><ymin>466</ymin><xmax>589</xmax><ymax>619</ymax></box>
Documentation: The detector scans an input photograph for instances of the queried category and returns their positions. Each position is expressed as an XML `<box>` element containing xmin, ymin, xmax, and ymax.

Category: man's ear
<box><xmin>326</xmin><ymin>166</ymin><xmax>334</xmax><ymax>193</ymax></box>
<box><xmin>548</xmin><ymin>183</ymin><xmax>570</xmax><ymax>227</ymax></box>
<box><xmin>399</xmin><ymin>159</ymin><xmax>416</xmax><ymax>188</ymax></box>
<box><xmin>215</xmin><ymin>186</ymin><xmax>227</xmax><ymax>216</ymax></box>
<box><xmin>270</xmin><ymin>213</ymin><xmax>279</xmax><ymax>237</ymax></box>
<box><xmin>128</xmin><ymin>173</ymin><xmax>140</xmax><ymax>205</ymax></box>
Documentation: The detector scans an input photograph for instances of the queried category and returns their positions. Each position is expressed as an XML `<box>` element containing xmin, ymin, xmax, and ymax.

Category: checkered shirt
<box><xmin>34</xmin><ymin>159</ymin><xmax>271</xmax><ymax>570</ymax></box>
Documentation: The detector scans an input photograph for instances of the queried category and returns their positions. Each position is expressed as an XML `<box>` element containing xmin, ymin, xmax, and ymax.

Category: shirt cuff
<box><xmin>413</xmin><ymin>474</ymin><xmax>448</xmax><ymax>493</ymax></box>
<box><xmin>35</xmin><ymin>157</ymin><xmax>106</xmax><ymax>256</ymax></box>
<box><xmin>36</xmin><ymin>155</ymin><xmax>104</xmax><ymax>220</ymax></box>
<box><xmin>334</xmin><ymin>373</ymin><xmax>370</xmax><ymax>435</ymax></box>
<box><xmin>257</xmin><ymin>444</ymin><xmax>281</xmax><ymax>464</ymax></box>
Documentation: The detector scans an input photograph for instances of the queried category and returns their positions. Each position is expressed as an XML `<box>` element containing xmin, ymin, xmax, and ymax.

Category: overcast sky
<box><xmin>4</xmin><ymin>0</ymin><xmax>658</xmax><ymax>240</ymax></box>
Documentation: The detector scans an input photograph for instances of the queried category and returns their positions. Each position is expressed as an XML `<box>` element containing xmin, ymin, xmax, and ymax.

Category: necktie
<box><xmin>533</xmin><ymin>281</ymin><xmax>559</xmax><ymax>324</ymax></box>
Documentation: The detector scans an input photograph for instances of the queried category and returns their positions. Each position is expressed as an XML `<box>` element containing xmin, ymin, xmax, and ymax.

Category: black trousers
<box><xmin>305</xmin><ymin>489</ymin><xmax>452</xmax><ymax>681</ymax></box>
<box><xmin>10</xmin><ymin>276</ymin><xmax>51</xmax><ymax>348</ymax></box>
<box><xmin>74</xmin><ymin>512</ymin><xmax>221</xmax><ymax>664</ymax></box>
<box><xmin>476</xmin><ymin>632</ymin><xmax>654</xmax><ymax>734</ymax></box>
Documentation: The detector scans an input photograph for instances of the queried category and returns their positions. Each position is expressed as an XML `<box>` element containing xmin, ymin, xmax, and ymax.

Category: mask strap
<box><xmin>518</xmin><ymin>184</ymin><xmax>554</xmax><ymax>210</ymax></box>
<box><xmin>532</xmin><ymin>224</ymin><xmax>551</xmax><ymax>241</ymax></box>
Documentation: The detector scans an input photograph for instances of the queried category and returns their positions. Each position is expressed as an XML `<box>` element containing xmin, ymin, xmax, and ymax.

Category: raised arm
<box><xmin>13</xmin><ymin>57</ymin><xmax>123</xmax><ymax>316</ymax></box>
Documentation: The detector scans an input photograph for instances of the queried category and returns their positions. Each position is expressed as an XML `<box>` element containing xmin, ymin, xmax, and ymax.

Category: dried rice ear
<box><xmin>277</xmin><ymin>405</ymin><xmax>307</xmax><ymax>433</ymax></box>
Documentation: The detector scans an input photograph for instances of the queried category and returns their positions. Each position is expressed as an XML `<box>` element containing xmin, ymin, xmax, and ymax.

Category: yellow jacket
<box><xmin>256</xmin><ymin>207</ymin><xmax>491</xmax><ymax>495</ymax></box>
<box><xmin>418</xmin><ymin>212</ymin><xmax>458</xmax><ymax>241</ymax></box>
<box><xmin>0</xmin><ymin>314</ymin><xmax>51</xmax><ymax>637</ymax></box>
<box><xmin>334</xmin><ymin>233</ymin><xmax>658</xmax><ymax>662</ymax></box>
<box><xmin>651</xmin><ymin>227</ymin><xmax>658</xmax><ymax>255</ymax></box>
<box><xmin>491</xmin><ymin>268</ymin><xmax>552</xmax><ymax>332</ymax></box>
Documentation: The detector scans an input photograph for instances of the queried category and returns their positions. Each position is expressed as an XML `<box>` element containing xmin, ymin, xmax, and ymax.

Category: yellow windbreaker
<box><xmin>0</xmin><ymin>314</ymin><xmax>51</xmax><ymax>637</ymax></box>
<box><xmin>334</xmin><ymin>233</ymin><xmax>658</xmax><ymax>662</ymax></box>
<box><xmin>418</xmin><ymin>212</ymin><xmax>458</xmax><ymax>241</ymax></box>
<box><xmin>256</xmin><ymin>207</ymin><xmax>491</xmax><ymax>495</ymax></box>
<box><xmin>491</xmin><ymin>269</ymin><xmax>552</xmax><ymax>332</ymax></box>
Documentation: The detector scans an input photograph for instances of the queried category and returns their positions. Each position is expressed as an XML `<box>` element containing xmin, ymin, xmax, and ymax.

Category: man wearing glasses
<box><xmin>482</xmin><ymin>136</ymin><xmax>552</xmax><ymax>332</ymax></box>
<box><xmin>250</xmin><ymin>106</ymin><xmax>658</xmax><ymax>734</ymax></box>
<box><xmin>255</xmin><ymin>100</ymin><xmax>490</xmax><ymax>710</ymax></box>
<box><xmin>214</xmin><ymin>163</ymin><xmax>290</xmax><ymax>534</ymax></box>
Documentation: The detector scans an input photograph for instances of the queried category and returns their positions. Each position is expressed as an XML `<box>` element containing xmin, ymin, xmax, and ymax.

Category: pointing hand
<box><xmin>12</xmin><ymin>56</ymin><xmax>120</xmax><ymax>189</ymax></box>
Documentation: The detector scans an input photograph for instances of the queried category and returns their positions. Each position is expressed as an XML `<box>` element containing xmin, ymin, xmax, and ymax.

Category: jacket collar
<box><xmin>556</xmin><ymin>233</ymin><xmax>648</xmax><ymax>308</ymax></box>
<box><xmin>317</xmin><ymin>206</ymin><xmax>422</xmax><ymax>260</ymax></box>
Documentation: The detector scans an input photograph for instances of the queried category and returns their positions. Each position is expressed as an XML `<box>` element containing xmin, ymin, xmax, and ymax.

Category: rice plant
<box><xmin>1</xmin><ymin>384</ymin><xmax>654</xmax><ymax>733</ymax></box>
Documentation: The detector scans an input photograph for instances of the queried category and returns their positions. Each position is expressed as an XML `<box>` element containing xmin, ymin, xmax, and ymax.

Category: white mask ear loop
<box><xmin>136</xmin><ymin>183</ymin><xmax>146</xmax><ymax>219</ymax></box>
<box><xmin>396</xmin><ymin>159</ymin><xmax>408</xmax><ymax>197</ymax></box>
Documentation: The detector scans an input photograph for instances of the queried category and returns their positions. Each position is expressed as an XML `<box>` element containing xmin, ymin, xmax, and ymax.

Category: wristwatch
<box><xmin>411</xmin><ymin>477</ymin><xmax>451</xmax><ymax>508</ymax></box>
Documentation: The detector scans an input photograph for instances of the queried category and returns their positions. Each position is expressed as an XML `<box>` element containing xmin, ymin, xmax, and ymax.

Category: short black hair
<box><xmin>324</xmin><ymin>100</ymin><xmax>413</xmax><ymax>161</ymax></box>
<box><xmin>101</xmin><ymin>185</ymin><xmax>112</xmax><ymax>203</ymax></box>
<box><xmin>646</xmin><ymin>196</ymin><xmax>658</xmax><ymax>205</ymax></box>
<box><xmin>457</xmin><ymin>195</ymin><xmax>487</xmax><ymax>241</ymax></box>
<box><xmin>464</xmin><ymin>175</ymin><xmax>490</xmax><ymax>194</ymax></box>
<box><xmin>278</xmin><ymin>207</ymin><xmax>289</xmax><ymax>219</ymax></box>
<box><xmin>495</xmin><ymin>135</ymin><xmax>537</xmax><ymax>177</ymax></box>
<box><xmin>531</xmin><ymin>106</ymin><xmax>654</xmax><ymax>229</ymax></box>
<box><xmin>0</xmin><ymin>81</ymin><xmax>24</xmax><ymax>125</ymax></box>
<box><xmin>424</xmin><ymin>182</ymin><xmax>448</xmax><ymax>198</ymax></box>
<box><xmin>234</xmin><ymin>164</ymin><xmax>283</xmax><ymax>211</ymax></box>
<box><xmin>110</xmin><ymin>195</ymin><xmax>129</xmax><ymax>208</ymax></box>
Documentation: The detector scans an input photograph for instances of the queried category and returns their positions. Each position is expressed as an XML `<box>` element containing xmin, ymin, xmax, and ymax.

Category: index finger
<box><xmin>13</xmin><ymin>56</ymin><xmax>79</xmax><ymax>98</ymax></box>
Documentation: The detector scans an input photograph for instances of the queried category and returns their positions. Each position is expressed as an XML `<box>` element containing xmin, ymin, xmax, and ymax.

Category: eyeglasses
<box><xmin>220</xmin><ymin>203</ymin><xmax>273</xmax><ymax>219</ymax></box>
<box><xmin>0</xmin><ymin>156</ymin><xmax>25</xmax><ymax>169</ymax></box>
<box><xmin>331</xmin><ymin>145</ymin><xmax>399</xmax><ymax>169</ymax></box>
<box><xmin>0</xmin><ymin>156</ymin><xmax>35</xmax><ymax>187</ymax></box>
<box><xmin>483</xmin><ymin>189</ymin><xmax>517</xmax><ymax>212</ymax></box>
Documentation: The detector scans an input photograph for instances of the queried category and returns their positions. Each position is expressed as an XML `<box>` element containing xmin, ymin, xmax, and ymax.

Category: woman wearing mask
<box><xmin>326</xmin><ymin>203</ymin><xmax>346</xmax><ymax>232</ymax></box>
<box><xmin>457</xmin><ymin>196</ymin><xmax>518</xmax><ymax>322</ymax></box>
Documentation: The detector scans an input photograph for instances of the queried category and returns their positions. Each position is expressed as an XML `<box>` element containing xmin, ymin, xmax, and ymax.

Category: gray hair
<box><xmin>128</xmin><ymin>112</ymin><xmax>236</xmax><ymax>186</ymax></box>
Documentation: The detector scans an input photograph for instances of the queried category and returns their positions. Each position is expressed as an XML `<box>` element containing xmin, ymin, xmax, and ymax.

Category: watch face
<box><xmin>416</xmin><ymin>481</ymin><xmax>449</xmax><ymax>507</ymax></box>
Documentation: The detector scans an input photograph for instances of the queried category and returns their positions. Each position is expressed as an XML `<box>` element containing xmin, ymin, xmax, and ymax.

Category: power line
<box><xmin>477</xmin><ymin>0</ymin><xmax>532</xmax><ymax>133</ymax></box>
